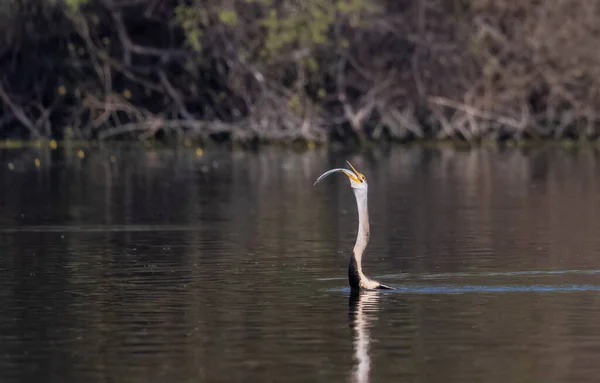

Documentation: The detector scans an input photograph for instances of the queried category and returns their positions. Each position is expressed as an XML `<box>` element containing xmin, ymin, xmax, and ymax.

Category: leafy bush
<box><xmin>0</xmin><ymin>0</ymin><xmax>599</xmax><ymax>143</ymax></box>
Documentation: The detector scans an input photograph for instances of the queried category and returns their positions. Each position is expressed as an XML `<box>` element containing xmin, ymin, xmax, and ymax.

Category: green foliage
<box><xmin>218</xmin><ymin>9</ymin><xmax>239</xmax><ymax>26</ymax></box>
<box><xmin>287</xmin><ymin>94</ymin><xmax>303</xmax><ymax>116</ymax></box>
<box><xmin>258</xmin><ymin>0</ymin><xmax>376</xmax><ymax>62</ymax></box>
<box><xmin>175</xmin><ymin>5</ymin><xmax>206</xmax><ymax>52</ymax></box>
<box><xmin>243</xmin><ymin>0</ymin><xmax>271</xmax><ymax>4</ymax></box>
<box><xmin>173</xmin><ymin>0</ymin><xmax>375</xmax><ymax>64</ymax></box>
<box><xmin>64</xmin><ymin>0</ymin><xmax>88</xmax><ymax>11</ymax></box>
<box><xmin>337</xmin><ymin>0</ymin><xmax>376</xmax><ymax>21</ymax></box>
<box><xmin>260</xmin><ymin>2</ymin><xmax>335</xmax><ymax>59</ymax></box>
<box><xmin>10</xmin><ymin>0</ymin><xmax>597</xmax><ymax>144</ymax></box>
<box><xmin>175</xmin><ymin>5</ymin><xmax>240</xmax><ymax>51</ymax></box>
<box><xmin>304</xmin><ymin>57</ymin><xmax>319</xmax><ymax>73</ymax></box>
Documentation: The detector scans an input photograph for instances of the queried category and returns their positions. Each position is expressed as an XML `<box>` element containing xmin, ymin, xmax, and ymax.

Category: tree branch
<box><xmin>0</xmin><ymin>82</ymin><xmax>41</xmax><ymax>137</ymax></box>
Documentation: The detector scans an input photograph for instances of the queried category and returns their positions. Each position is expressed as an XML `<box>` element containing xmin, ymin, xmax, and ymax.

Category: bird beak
<box><xmin>345</xmin><ymin>161</ymin><xmax>365</xmax><ymax>180</ymax></box>
<box><xmin>313</xmin><ymin>167</ymin><xmax>361</xmax><ymax>186</ymax></box>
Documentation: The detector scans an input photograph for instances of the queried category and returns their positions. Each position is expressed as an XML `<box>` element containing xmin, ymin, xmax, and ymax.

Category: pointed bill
<box><xmin>345</xmin><ymin>161</ymin><xmax>365</xmax><ymax>179</ymax></box>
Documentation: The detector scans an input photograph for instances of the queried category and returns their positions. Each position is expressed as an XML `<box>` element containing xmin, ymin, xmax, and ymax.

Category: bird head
<box><xmin>313</xmin><ymin>161</ymin><xmax>368</xmax><ymax>190</ymax></box>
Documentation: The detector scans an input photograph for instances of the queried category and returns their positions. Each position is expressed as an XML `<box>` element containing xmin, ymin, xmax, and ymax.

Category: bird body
<box><xmin>314</xmin><ymin>162</ymin><xmax>394</xmax><ymax>290</ymax></box>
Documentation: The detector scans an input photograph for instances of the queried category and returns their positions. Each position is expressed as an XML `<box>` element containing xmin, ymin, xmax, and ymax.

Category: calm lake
<box><xmin>1</xmin><ymin>145</ymin><xmax>600</xmax><ymax>382</ymax></box>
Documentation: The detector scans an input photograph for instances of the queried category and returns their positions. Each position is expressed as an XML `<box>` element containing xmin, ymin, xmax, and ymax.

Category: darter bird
<box><xmin>314</xmin><ymin>162</ymin><xmax>394</xmax><ymax>290</ymax></box>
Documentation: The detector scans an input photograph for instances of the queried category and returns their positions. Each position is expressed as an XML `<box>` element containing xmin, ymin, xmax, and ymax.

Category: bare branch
<box><xmin>428</xmin><ymin>96</ymin><xmax>522</xmax><ymax>131</ymax></box>
<box><xmin>0</xmin><ymin>82</ymin><xmax>41</xmax><ymax>137</ymax></box>
<box><xmin>97</xmin><ymin>119</ymin><xmax>233</xmax><ymax>140</ymax></box>
<box><xmin>112</xmin><ymin>10</ymin><xmax>187</xmax><ymax>66</ymax></box>
<box><xmin>158</xmin><ymin>70</ymin><xmax>195</xmax><ymax>121</ymax></box>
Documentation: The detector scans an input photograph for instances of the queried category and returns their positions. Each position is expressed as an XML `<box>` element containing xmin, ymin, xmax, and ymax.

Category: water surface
<box><xmin>1</xmin><ymin>146</ymin><xmax>600</xmax><ymax>382</ymax></box>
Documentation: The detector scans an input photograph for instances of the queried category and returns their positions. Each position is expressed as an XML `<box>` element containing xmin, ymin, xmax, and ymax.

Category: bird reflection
<box><xmin>348</xmin><ymin>289</ymin><xmax>381</xmax><ymax>383</ymax></box>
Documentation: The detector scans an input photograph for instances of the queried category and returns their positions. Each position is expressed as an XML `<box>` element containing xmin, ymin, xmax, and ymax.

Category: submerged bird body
<box><xmin>314</xmin><ymin>162</ymin><xmax>394</xmax><ymax>290</ymax></box>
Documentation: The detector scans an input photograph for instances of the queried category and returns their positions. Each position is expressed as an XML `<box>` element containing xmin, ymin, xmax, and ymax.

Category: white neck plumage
<box><xmin>349</xmin><ymin>187</ymin><xmax>392</xmax><ymax>290</ymax></box>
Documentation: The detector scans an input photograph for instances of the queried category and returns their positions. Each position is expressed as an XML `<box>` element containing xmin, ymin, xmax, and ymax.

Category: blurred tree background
<box><xmin>1</xmin><ymin>0</ymin><xmax>599</xmax><ymax>144</ymax></box>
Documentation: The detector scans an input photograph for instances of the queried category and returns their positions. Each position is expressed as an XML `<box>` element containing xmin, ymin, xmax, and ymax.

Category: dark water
<box><xmin>2</xmin><ymin>145</ymin><xmax>600</xmax><ymax>382</ymax></box>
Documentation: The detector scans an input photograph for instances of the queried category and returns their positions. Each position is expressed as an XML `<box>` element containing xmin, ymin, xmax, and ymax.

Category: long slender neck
<box><xmin>349</xmin><ymin>187</ymin><xmax>370</xmax><ymax>287</ymax></box>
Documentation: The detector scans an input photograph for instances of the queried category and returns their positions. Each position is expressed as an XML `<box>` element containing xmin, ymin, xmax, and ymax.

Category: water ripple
<box><xmin>319</xmin><ymin>269</ymin><xmax>600</xmax><ymax>281</ymax></box>
<box><xmin>329</xmin><ymin>284</ymin><xmax>600</xmax><ymax>294</ymax></box>
<box><xmin>0</xmin><ymin>225</ymin><xmax>203</xmax><ymax>233</ymax></box>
